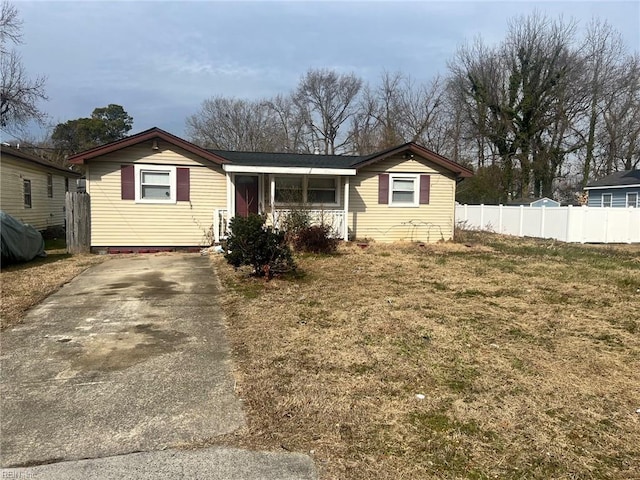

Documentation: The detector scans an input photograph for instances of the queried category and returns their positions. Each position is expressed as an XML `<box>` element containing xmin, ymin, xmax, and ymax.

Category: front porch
<box><xmin>214</xmin><ymin>167</ymin><xmax>356</xmax><ymax>243</ymax></box>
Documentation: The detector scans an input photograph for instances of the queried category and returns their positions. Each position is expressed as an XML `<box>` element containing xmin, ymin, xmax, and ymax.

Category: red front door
<box><xmin>235</xmin><ymin>175</ymin><xmax>259</xmax><ymax>217</ymax></box>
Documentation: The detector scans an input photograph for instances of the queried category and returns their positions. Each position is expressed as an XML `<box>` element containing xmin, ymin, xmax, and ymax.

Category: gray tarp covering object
<box><xmin>1</xmin><ymin>211</ymin><xmax>46</xmax><ymax>265</ymax></box>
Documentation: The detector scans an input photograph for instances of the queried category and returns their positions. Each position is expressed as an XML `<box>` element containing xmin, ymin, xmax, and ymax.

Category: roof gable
<box><xmin>67</xmin><ymin>127</ymin><xmax>228</xmax><ymax>165</ymax></box>
<box><xmin>1</xmin><ymin>145</ymin><xmax>81</xmax><ymax>177</ymax></box>
<box><xmin>350</xmin><ymin>142</ymin><xmax>473</xmax><ymax>177</ymax></box>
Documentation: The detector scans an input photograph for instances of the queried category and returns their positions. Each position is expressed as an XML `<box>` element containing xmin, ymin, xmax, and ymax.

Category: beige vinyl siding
<box><xmin>349</xmin><ymin>155</ymin><xmax>457</xmax><ymax>242</ymax></box>
<box><xmin>87</xmin><ymin>143</ymin><xmax>226</xmax><ymax>246</ymax></box>
<box><xmin>1</xmin><ymin>155</ymin><xmax>77</xmax><ymax>230</ymax></box>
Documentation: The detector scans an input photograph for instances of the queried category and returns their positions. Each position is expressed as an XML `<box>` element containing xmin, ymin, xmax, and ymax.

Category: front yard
<box><xmin>2</xmin><ymin>234</ymin><xmax>638</xmax><ymax>478</ymax></box>
<box><xmin>214</xmin><ymin>233</ymin><xmax>640</xmax><ymax>479</ymax></box>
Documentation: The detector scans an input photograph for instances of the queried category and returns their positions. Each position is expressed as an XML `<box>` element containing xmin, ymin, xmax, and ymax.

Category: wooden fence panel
<box><xmin>65</xmin><ymin>192</ymin><xmax>91</xmax><ymax>253</ymax></box>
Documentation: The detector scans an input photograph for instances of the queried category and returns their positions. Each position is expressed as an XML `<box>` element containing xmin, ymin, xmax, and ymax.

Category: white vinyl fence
<box><xmin>456</xmin><ymin>204</ymin><xmax>640</xmax><ymax>244</ymax></box>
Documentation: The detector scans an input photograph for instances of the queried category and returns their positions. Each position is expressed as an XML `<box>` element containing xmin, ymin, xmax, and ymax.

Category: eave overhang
<box><xmin>222</xmin><ymin>165</ymin><xmax>357</xmax><ymax>175</ymax></box>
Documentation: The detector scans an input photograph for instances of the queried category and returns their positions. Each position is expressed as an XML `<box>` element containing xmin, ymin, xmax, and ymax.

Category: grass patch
<box><xmin>1</xmin><ymin>253</ymin><xmax>106</xmax><ymax>330</ymax></box>
<box><xmin>210</xmin><ymin>236</ymin><xmax>640</xmax><ymax>479</ymax></box>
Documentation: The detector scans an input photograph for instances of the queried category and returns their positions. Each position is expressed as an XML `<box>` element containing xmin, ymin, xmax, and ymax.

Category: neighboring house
<box><xmin>1</xmin><ymin>145</ymin><xmax>81</xmax><ymax>231</ymax></box>
<box><xmin>508</xmin><ymin>197</ymin><xmax>561</xmax><ymax>207</ymax></box>
<box><xmin>585</xmin><ymin>170</ymin><xmax>640</xmax><ymax>208</ymax></box>
<box><xmin>68</xmin><ymin>127</ymin><xmax>472</xmax><ymax>251</ymax></box>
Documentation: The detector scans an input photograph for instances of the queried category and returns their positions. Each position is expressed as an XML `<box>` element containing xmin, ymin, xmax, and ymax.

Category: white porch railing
<box><xmin>213</xmin><ymin>208</ymin><xmax>229</xmax><ymax>243</ymax></box>
<box><xmin>215</xmin><ymin>208</ymin><xmax>347</xmax><ymax>243</ymax></box>
<box><xmin>273</xmin><ymin>209</ymin><xmax>346</xmax><ymax>238</ymax></box>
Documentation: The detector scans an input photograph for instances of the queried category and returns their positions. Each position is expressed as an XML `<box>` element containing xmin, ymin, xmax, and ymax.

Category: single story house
<box><xmin>585</xmin><ymin>170</ymin><xmax>640</xmax><ymax>208</ymax></box>
<box><xmin>1</xmin><ymin>145</ymin><xmax>80</xmax><ymax>231</ymax></box>
<box><xmin>67</xmin><ymin>127</ymin><xmax>473</xmax><ymax>251</ymax></box>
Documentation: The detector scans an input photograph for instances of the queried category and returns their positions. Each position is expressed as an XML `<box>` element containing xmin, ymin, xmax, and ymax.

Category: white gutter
<box><xmin>222</xmin><ymin>164</ymin><xmax>357</xmax><ymax>176</ymax></box>
<box><xmin>584</xmin><ymin>184</ymin><xmax>640</xmax><ymax>190</ymax></box>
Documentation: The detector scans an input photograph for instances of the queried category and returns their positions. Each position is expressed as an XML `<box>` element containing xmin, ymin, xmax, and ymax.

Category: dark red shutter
<box><xmin>378</xmin><ymin>174</ymin><xmax>389</xmax><ymax>204</ymax></box>
<box><xmin>177</xmin><ymin>167</ymin><xmax>190</xmax><ymax>201</ymax></box>
<box><xmin>121</xmin><ymin>165</ymin><xmax>134</xmax><ymax>200</ymax></box>
<box><xmin>419</xmin><ymin>175</ymin><xmax>430</xmax><ymax>204</ymax></box>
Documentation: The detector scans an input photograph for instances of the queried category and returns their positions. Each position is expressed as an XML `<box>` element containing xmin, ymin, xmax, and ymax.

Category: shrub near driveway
<box><xmin>213</xmin><ymin>237</ymin><xmax>640</xmax><ymax>480</ymax></box>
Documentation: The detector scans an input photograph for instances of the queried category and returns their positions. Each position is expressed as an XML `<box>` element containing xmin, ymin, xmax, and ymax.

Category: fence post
<box><xmin>498</xmin><ymin>204</ymin><xmax>503</xmax><ymax>233</ymax></box>
<box><xmin>518</xmin><ymin>205</ymin><xmax>524</xmax><ymax>237</ymax></box>
<box><xmin>480</xmin><ymin>204</ymin><xmax>484</xmax><ymax>229</ymax></box>
<box><xmin>540</xmin><ymin>206</ymin><xmax>546</xmax><ymax>238</ymax></box>
<box><xmin>565</xmin><ymin>205</ymin><xmax>572</xmax><ymax>242</ymax></box>
<box><xmin>65</xmin><ymin>192</ymin><xmax>91</xmax><ymax>254</ymax></box>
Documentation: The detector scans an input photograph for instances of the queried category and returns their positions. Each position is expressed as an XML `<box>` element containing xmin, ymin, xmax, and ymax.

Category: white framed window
<box><xmin>389</xmin><ymin>174</ymin><xmax>419</xmax><ymax>207</ymax></box>
<box><xmin>626</xmin><ymin>192</ymin><xmax>638</xmax><ymax>208</ymax></box>
<box><xmin>274</xmin><ymin>175</ymin><xmax>339</xmax><ymax>206</ymax></box>
<box><xmin>275</xmin><ymin>176</ymin><xmax>303</xmax><ymax>203</ymax></box>
<box><xmin>47</xmin><ymin>174</ymin><xmax>53</xmax><ymax>198</ymax></box>
<box><xmin>134</xmin><ymin>165</ymin><xmax>176</xmax><ymax>203</ymax></box>
<box><xmin>23</xmin><ymin>179</ymin><xmax>32</xmax><ymax>208</ymax></box>
<box><xmin>307</xmin><ymin>176</ymin><xmax>338</xmax><ymax>205</ymax></box>
<box><xmin>601</xmin><ymin>193</ymin><xmax>612</xmax><ymax>208</ymax></box>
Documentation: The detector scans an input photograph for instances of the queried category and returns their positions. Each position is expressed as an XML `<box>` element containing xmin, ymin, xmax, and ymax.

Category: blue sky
<box><xmin>11</xmin><ymin>0</ymin><xmax>640</xmax><ymax>141</ymax></box>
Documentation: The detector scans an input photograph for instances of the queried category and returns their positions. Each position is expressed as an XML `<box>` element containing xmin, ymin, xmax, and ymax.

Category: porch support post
<box><xmin>226</xmin><ymin>172</ymin><xmax>233</xmax><ymax>224</ymax></box>
<box><xmin>269</xmin><ymin>174</ymin><xmax>276</xmax><ymax>225</ymax></box>
<box><xmin>343</xmin><ymin>177</ymin><xmax>350</xmax><ymax>241</ymax></box>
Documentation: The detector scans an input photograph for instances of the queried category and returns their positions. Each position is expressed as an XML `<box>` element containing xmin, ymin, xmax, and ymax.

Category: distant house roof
<box><xmin>508</xmin><ymin>197</ymin><xmax>560</xmax><ymax>206</ymax></box>
<box><xmin>585</xmin><ymin>170</ymin><xmax>640</xmax><ymax>190</ymax></box>
<box><xmin>1</xmin><ymin>145</ymin><xmax>81</xmax><ymax>177</ymax></box>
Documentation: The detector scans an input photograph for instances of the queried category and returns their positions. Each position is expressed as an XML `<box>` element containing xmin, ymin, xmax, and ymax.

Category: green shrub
<box><xmin>293</xmin><ymin>224</ymin><xmax>339</xmax><ymax>254</ymax></box>
<box><xmin>225</xmin><ymin>214</ymin><xmax>295</xmax><ymax>277</ymax></box>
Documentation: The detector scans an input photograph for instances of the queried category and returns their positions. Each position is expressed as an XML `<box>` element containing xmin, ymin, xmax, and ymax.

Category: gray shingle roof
<box><xmin>586</xmin><ymin>170</ymin><xmax>640</xmax><ymax>188</ymax></box>
<box><xmin>1</xmin><ymin>145</ymin><xmax>81</xmax><ymax>176</ymax></box>
<box><xmin>206</xmin><ymin>149</ymin><xmax>365</xmax><ymax>169</ymax></box>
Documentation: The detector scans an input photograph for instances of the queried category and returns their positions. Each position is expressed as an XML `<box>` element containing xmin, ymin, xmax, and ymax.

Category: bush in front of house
<box><xmin>292</xmin><ymin>224</ymin><xmax>339</xmax><ymax>254</ymax></box>
<box><xmin>225</xmin><ymin>214</ymin><xmax>295</xmax><ymax>277</ymax></box>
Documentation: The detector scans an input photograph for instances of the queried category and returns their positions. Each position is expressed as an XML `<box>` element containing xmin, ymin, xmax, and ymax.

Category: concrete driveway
<box><xmin>1</xmin><ymin>254</ymin><xmax>316</xmax><ymax>478</ymax></box>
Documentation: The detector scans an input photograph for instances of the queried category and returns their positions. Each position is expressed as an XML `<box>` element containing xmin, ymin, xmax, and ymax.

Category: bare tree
<box><xmin>598</xmin><ymin>54</ymin><xmax>640</xmax><ymax>172</ymax></box>
<box><xmin>0</xmin><ymin>1</ymin><xmax>47</xmax><ymax>133</ymax></box>
<box><xmin>186</xmin><ymin>96</ymin><xmax>282</xmax><ymax>151</ymax></box>
<box><xmin>294</xmin><ymin>69</ymin><xmax>362</xmax><ymax>154</ymax></box>
<box><xmin>580</xmin><ymin>19</ymin><xmax>626</xmax><ymax>184</ymax></box>
<box><xmin>448</xmin><ymin>13</ymin><xmax>580</xmax><ymax>199</ymax></box>
<box><xmin>262</xmin><ymin>94</ymin><xmax>309</xmax><ymax>152</ymax></box>
<box><xmin>351</xmin><ymin>71</ymin><xmax>445</xmax><ymax>154</ymax></box>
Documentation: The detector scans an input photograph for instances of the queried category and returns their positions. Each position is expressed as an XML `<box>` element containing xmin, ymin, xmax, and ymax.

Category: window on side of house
<box><xmin>23</xmin><ymin>179</ymin><xmax>32</xmax><ymax>208</ymax></box>
<box><xmin>65</xmin><ymin>177</ymin><xmax>69</xmax><ymax>192</ymax></box>
<box><xmin>274</xmin><ymin>176</ymin><xmax>304</xmax><ymax>203</ymax></box>
<box><xmin>390</xmin><ymin>174</ymin><xmax>419</xmax><ymax>206</ymax></box>
<box><xmin>627</xmin><ymin>192</ymin><xmax>638</xmax><ymax>208</ymax></box>
<box><xmin>307</xmin><ymin>176</ymin><xmax>338</xmax><ymax>205</ymax></box>
<box><xmin>601</xmin><ymin>193</ymin><xmax>612</xmax><ymax>208</ymax></box>
<box><xmin>47</xmin><ymin>173</ymin><xmax>53</xmax><ymax>197</ymax></box>
<box><xmin>134</xmin><ymin>165</ymin><xmax>176</xmax><ymax>203</ymax></box>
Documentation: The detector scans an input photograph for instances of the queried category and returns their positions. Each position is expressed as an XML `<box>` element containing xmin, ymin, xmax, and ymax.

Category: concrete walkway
<box><xmin>1</xmin><ymin>254</ymin><xmax>316</xmax><ymax>479</ymax></box>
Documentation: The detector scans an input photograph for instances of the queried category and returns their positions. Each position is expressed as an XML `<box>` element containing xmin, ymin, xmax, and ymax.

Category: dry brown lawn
<box><xmin>213</xmin><ymin>233</ymin><xmax>640</xmax><ymax>480</ymax></box>
<box><xmin>1</xmin><ymin>251</ymin><xmax>106</xmax><ymax>330</ymax></box>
